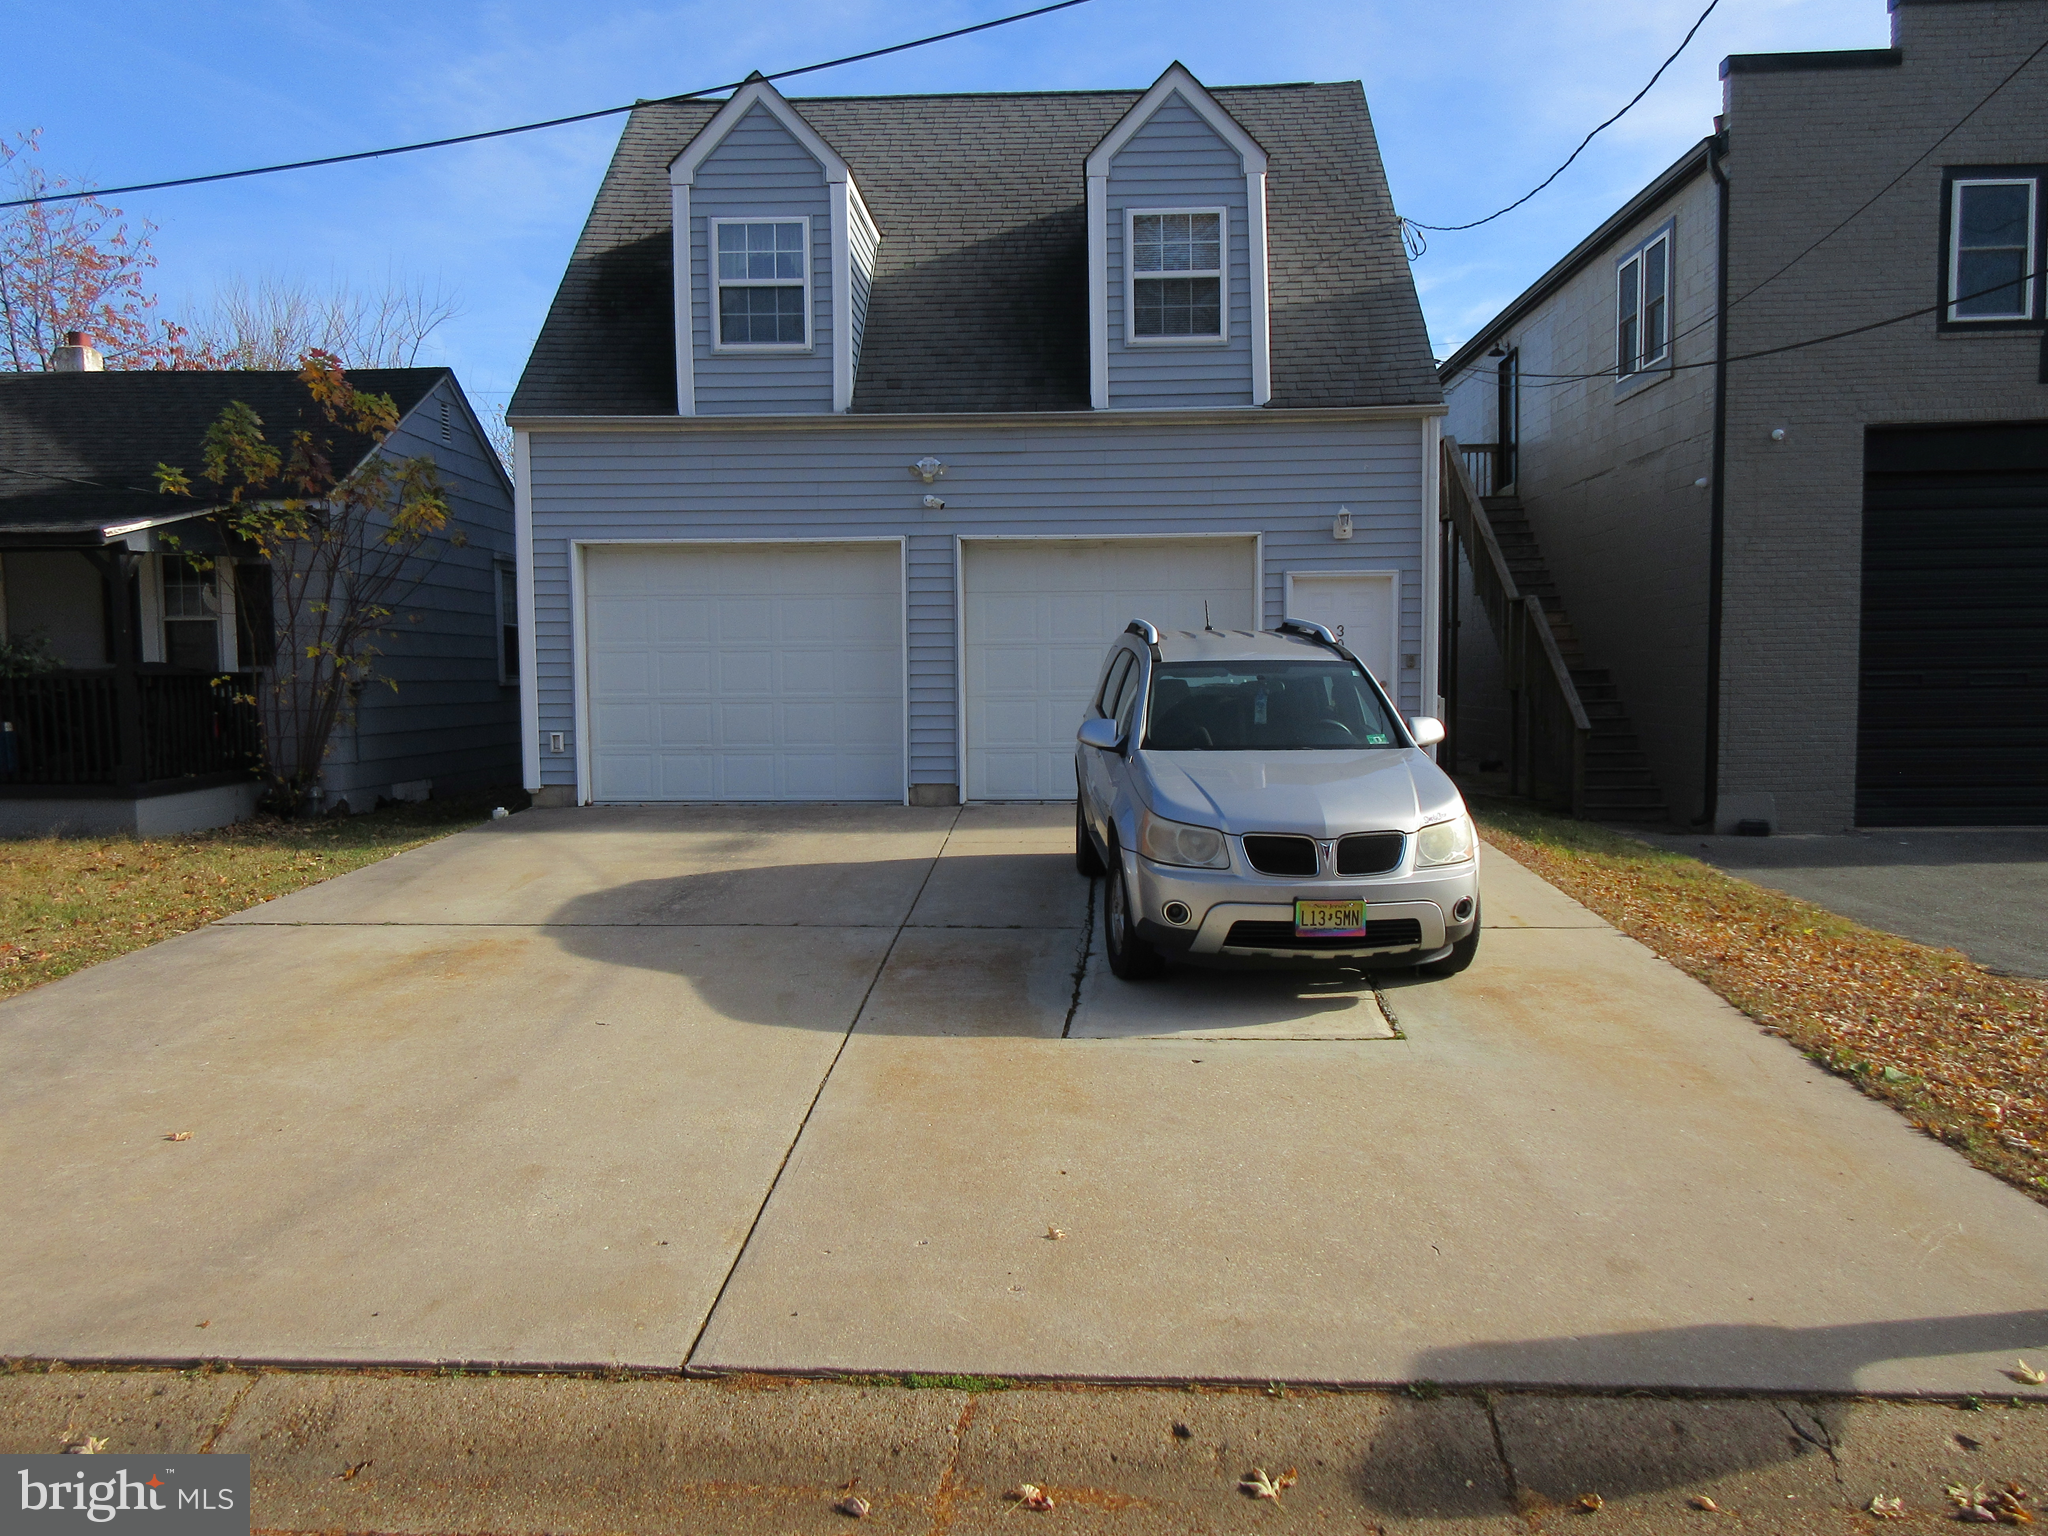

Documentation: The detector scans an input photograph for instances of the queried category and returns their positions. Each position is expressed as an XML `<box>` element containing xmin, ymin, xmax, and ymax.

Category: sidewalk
<box><xmin>5</xmin><ymin>1367</ymin><xmax>2044</xmax><ymax>1532</ymax></box>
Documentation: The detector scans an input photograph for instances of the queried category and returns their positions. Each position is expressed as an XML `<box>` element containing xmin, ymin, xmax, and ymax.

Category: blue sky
<box><xmin>11</xmin><ymin>0</ymin><xmax>1889</xmax><ymax>410</ymax></box>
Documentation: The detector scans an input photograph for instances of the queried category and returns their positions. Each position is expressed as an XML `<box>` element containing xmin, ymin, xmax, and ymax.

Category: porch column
<box><xmin>88</xmin><ymin>547</ymin><xmax>144</xmax><ymax>789</ymax></box>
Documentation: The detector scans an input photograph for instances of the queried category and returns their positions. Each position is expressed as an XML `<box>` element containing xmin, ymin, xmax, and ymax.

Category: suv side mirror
<box><xmin>1408</xmin><ymin>716</ymin><xmax>1446</xmax><ymax>747</ymax></box>
<box><xmin>1076</xmin><ymin>717</ymin><xmax>1125</xmax><ymax>753</ymax></box>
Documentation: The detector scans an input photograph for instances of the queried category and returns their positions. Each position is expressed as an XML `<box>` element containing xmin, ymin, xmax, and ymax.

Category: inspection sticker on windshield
<box><xmin>1295</xmin><ymin>899</ymin><xmax>1366</xmax><ymax>937</ymax></box>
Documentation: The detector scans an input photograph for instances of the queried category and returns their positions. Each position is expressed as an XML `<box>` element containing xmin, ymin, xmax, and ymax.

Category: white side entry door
<box><xmin>1283</xmin><ymin>570</ymin><xmax>1401</xmax><ymax>690</ymax></box>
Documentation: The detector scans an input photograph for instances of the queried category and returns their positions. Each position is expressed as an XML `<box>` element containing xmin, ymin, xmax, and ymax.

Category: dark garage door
<box><xmin>1859</xmin><ymin>423</ymin><xmax>2048</xmax><ymax>826</ymax></box>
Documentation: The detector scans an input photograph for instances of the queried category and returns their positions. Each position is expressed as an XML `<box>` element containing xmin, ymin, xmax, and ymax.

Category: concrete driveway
<box><xmin>1635</xmin><ymin>827</ymin><xmax>2048</xmax><ymax>979</ymax></box>
<box><xmin>1</xmin><ymin>803</ymin><xmax>2043</xmax><ymax>1395</ymax></box>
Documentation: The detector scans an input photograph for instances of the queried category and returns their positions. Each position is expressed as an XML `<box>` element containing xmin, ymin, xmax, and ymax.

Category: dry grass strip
<box><xmin>1472</xmin><ymin>801</ymin><xmax>2046</xmax><ymax>1204</ymax></box>
<box><xmin>0</xmin><ymin>792</ymin><xmax>517</xmax><ymax>1001</ymax></box>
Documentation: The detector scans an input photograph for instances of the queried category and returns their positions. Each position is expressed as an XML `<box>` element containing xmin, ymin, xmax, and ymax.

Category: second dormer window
<box><xmin>1129</xmin><ymin>210</ymin><xmax>1225</xmax><ymax>341</ymax></box>
<box><xmin>714</xmin><ymin>218</ymin><xmax>809</xmax><ymax>348</ymax></box>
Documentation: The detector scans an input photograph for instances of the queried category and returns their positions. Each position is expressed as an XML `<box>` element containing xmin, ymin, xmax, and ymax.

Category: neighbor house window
<box><xmin>495</xmin><ymin>562</ymin><xmax>518</xmax><ymax>685</ymax></box>
<box><xmin>1945</xmin><ymin>175</ymin><xmax>2041</xmax><ymax>322</ymax></box>
<box><xmin>712</xmin><ymin>218</ymin><xmax>809</xmax><ymax>348</ymax></box>
<box><xmin>1616</xmin><ymin>226</ymin><xmax>1671</xmax><ymax>378</ymax></box>
<box><xmin>161</xmin><ymin>556</ymin><xmax>219</xmax><ymax>671</ymax></box>
<box><xmin>1128</xmin><ymin>209</ymin><xmax>1225</xmax><ymax>340</ymax></box>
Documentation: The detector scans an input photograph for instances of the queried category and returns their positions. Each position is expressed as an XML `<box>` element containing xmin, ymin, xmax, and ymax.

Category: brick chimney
<box><xmin>50</xmin><ymin>330</ymin><xmax>105</xmax><ymax>372</ymax></box>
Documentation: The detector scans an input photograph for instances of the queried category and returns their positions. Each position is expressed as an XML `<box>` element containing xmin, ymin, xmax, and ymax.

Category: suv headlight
<box><xmin>1138</xmin><ymin>811</ymin><xmax>1231</xmax><ymax>869</ymax></box>
<box><xmin>1414</xmin><ymin>813</ymin><xmax>1476</xmax><ymax>867</ymax></box>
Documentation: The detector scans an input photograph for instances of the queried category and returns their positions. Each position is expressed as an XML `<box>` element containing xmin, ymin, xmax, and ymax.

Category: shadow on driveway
<box><xmin>1360</xmin><ymin>1310</ymin><xmax>2048</xmax><ymax>1517</ymax></box>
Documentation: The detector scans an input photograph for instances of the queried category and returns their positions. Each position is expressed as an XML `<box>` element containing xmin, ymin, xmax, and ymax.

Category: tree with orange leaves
<box><xmin>0</xmin><ymin>130</ymin><xmax>211</xmax><ymax>371</ymax></box>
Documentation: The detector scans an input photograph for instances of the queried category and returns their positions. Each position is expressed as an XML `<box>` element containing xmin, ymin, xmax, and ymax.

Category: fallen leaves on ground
<box><xmin>62</xmin><ymin>1437</ymin><xmax>108</xmax><ymax>1454</ymax></box>
<box><xmin>1240</xmin><ymin>1468</ymin><xmax>1298</xmax><ymax>1502</ymax></box>
<box><xmin>834</xmin><ymin>1493</ymin><xmax>869</xmax><ymax>1518</ymax></box>
<box><xmin>2011</xmin><ymin>1360</ymin><xmax>2046</xmax><ymax>1386</ymax></box>
<box><xmin>337</xmin><ymin>1462</ymin><xmax>369</xmax><ymax>1481</ymax></box>
<box><xmin>1688</xmin><ymin>1494</ymin><xmax>1720</xmax><ymax>1511</ymax></box>
<box><xmin>1949</xmin><ymin>1482</ymin><xmax>2034</xmax><ymax>1524</ymax></box>
<box><xmin>1867</xmin><ymin>1494</ymin><xmax>1906</xmax><ymax>1519</ymax></box>
<box><xmin>164</xmin><ymin>1131</ymin><xmax>192</xmax><ymax>1142</ymax></box>
<box><xmin>1005</xmin><ymin>1483</ymin><xmax>1055</xmax><ymax>1511</ymax></box>
<box><xmin>1474</xmin><ymin>806</ymin><xmax>2048</xmax><ymax>1204</ymax></box>
<box><xmin>0</xmin><ymin>796</ymin><xmax>518</xmax><ymax>1001</ymax></box>
<box><xmin>1576</xmin><ymin>1492</ymin><xmax>1604</xmax><ymax>1512</ymax></box>
<box><xmin>1045</xmin><ymin>1226</ymin><xmax>1066</xmax><ymax>1241</ymax></box>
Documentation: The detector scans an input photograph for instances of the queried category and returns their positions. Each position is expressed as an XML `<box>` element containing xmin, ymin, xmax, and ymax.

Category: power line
<box><xmin>1506</xmin><ymin>263</ymin><xmax>2041</xmax><ymax>389</ymax></box>
<box><xmin>1449</xmin><ymin>29</ymin><xmax>2047</xmax><ymax>393</ymax></box>
<box><xmin>1405</xmin><ymin>0</ymin><xmax>1722</xmax><ymax>233</ymax></box>
<box><xmin>0</xmin><ymin>0</ymin><xmax>1096</xmax><ymax>211</ymax></box>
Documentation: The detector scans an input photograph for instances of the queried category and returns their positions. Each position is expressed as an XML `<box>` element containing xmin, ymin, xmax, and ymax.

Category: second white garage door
<box><xmin>962</xmin><ymin>537</ymin><xmax>1258</xmax><ymax>800</ymax></box>
<box><xmin>584</xmin><ymin>542</ymin><xmax>903</xmax><ymax>802</ymax></box>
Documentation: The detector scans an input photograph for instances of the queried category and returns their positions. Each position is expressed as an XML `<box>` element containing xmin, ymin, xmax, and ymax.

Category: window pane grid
<box><xmin>1130</xmin><ymin>210</ymin><xmax>1224</xmax><ymax>339</ymax></box>
<box><xmin>1951</xmin><ymin>181</ymin><xmax>2036</xmax><ymax>320</ymax></box>
<box><xmin>714</xmin><ymin>220</ymin><xmax>807</xmax><ymax>346</ymax></box>
<box><xmin>1615</xmin><ymin>233</ymin><xmax>1669</xmax><ymax>379</ymax></box>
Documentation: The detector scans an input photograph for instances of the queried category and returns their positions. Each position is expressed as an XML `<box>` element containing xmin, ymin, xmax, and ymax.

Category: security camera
<box><xmin>922</xmin><ymin>494</ymin><xmax>946</xmax><ymax>510</ymax></box>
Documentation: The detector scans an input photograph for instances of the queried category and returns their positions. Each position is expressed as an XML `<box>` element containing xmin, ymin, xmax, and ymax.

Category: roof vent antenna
<box><xmin>1204</xmin><ymin>600</ymin><xmax>1212</xmax><ymax>632</ymax></box>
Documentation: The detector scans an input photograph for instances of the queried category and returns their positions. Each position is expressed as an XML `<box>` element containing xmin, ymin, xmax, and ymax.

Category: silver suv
<box><xmin>1075</xmin><ymin>619</ymin><xmax>1481</xmax><ymax>980</ymax></box>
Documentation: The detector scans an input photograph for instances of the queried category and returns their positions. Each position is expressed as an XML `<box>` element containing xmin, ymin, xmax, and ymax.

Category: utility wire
<box><xmin>0</xmin><ymin>0</ymin><xmax>1096</xmax><ymax>211</ymax></box>
<box><xmin>1405</xmin><ymin>0</ymin><xmax>1722</xmax><ymax>232</ymax></box>
<box><xmin>1504</xmin><ymin>263</ymin><xmax>2041</xmax><ymax>388</ymax></box>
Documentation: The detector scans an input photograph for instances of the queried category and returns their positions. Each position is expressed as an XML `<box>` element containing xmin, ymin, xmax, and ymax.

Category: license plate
<box><xmin>1294</xmin><ymin>899</ymin><xmax>1366</xmax><ymax>937</ymax></box>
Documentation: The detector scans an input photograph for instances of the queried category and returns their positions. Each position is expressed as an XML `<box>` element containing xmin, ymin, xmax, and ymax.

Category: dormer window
<box><xmin>714</xmin><ymin>218</ymin><xmax>810</xmax><ymax>349</ymax></box>
<box><xmin>1129</xmin><ymin>209</ymin><xmax>1225</xmax><ymax>341</ymax></box>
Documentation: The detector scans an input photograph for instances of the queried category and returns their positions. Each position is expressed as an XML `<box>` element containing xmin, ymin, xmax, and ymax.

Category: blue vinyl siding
<box><xmin>527</xmin><ymin>418</ymin><xmax>1426</xmax><ymax>790</ymax></box>
<box><xmin>323</xmin><ymin>377</ymin><xmax>520</xmax><ymax>803</ymax></box>
<box><xmin>1105</xmin><ymin>93</ymin><xmax>1253</xmax><ymax>409</ymax></box>
<box><xmin>849</xmin><ymin>200</ymin><xmax>878</xmax><ymax>382</ymax></box>
<box><xmin>691</xmin><ymin>103</ymin><xmax>834</xmax><ymax>415</ymax></box>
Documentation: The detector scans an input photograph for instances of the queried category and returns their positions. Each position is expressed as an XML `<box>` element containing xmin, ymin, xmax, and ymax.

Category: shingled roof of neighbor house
<box><xmin>511</xmin><ymin>80</ymin><xmax>1442</xmax><ymax>418</ymax></box>
<box><xmin>0</xmin><ymin>368</ymin><xmax>449</xmax><ymax>540</ymax></box>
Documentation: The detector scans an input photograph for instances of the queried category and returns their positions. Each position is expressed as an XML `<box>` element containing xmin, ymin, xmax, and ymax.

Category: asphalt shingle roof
<box><xmin>511</xmin><ymin>81</ymin><xmax>1441</xmax><ymax>417</ymax></box>
<box><xmin>0</xmin><ymin>368</ymin><xmax>447</xmax><ymax>538</ymax></box>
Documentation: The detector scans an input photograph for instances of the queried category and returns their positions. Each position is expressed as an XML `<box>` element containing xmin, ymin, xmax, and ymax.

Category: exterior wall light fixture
<box><xmin>1332</xmin><ymin>507</ymin><xmax>1354</xmax><ymax>541</ymax></box>
<box><xmin>911</xmin><ymin>456</ymin><xmax>946</xmax><ymax>483</ymax></box>
<box><xmin>922</xmin><ymin>494</ymin><xmax>946</xmax><ymax>510</ymax></box>
<box><xmin>1769</xmin><ymin>428</ymin><xmax>1787</xmax><ymax>442</ymax></box>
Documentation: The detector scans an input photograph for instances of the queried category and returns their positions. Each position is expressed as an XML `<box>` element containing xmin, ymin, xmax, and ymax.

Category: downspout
<box><xmin>1699</xmin><ymin>131</ymin><xmax>1731</xmax><ymax>830</ymax></box>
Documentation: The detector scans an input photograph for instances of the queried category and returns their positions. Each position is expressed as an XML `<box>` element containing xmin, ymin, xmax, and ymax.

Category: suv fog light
<box><xmin>1452</xmin><ymin>897</ymin><xmax>1474</xmax><ymax>922</ymax></box>
<box><xmin>1162</xmin><ymin>901</ymin><xmax>1192</xmax><ymax>926</ymax></box>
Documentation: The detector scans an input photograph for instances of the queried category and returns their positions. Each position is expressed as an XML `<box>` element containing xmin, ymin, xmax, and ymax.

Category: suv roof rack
<box><xmin>1278</xmin><ymin>617</ymin><xmax>1339</xmax><ymax>647</ymax></box>
<box><xmin>1125</xmin><ymin>619</ymin><xmax>1160</xmax><ymax>644</ymax></box>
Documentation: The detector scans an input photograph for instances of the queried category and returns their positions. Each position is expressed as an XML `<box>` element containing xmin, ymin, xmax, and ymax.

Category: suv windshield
<box><xmin>1143</xmin><ymin>660</ymin><xmax>1403</xmax><ymax>751</ymax></box>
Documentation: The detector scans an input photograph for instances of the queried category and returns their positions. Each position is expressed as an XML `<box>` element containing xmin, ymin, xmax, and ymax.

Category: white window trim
<box><xmin>1947</xmin><ymin>176</ymin><xmax>2038</xmax><ymax>322</ymax></box>
<box><xmin>1122</xmin><ymin>206</ymin><xmax>1230</xmax><ymax>347</ymax></box>
<box><xmin>708</xmin><ymin>215</ymin><xmax>813</xmax><ymax>354</ymax></box>
<box><xmin>1615</xmin><ymin>225</ymin><xmax>1673</xmax><ymax>381</ymax></box>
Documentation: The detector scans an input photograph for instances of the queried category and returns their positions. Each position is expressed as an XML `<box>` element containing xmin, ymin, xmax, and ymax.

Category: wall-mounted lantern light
<box><xmin>1332</xmin><ymin>507</ymin><xmax>1354</xmax><ymax>541</ymax></box>
<box><xmin>910</xmin><ymin>457</ymin><xmax>946</xmax><ymax>484</ymax></box>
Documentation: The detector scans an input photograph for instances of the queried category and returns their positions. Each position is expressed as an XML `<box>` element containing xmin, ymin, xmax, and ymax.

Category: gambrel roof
<box><xmin>511</xmin><ymin>81</ymin><xmax>1441</xmax><ymax>417</ymax></box>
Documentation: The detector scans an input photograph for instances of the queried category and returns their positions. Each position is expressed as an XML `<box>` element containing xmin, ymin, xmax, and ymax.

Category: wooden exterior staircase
<box><xmin>1441</xmin><ymin>439</ymin><xmax>1669</xmax><ymax>825</ymax></box>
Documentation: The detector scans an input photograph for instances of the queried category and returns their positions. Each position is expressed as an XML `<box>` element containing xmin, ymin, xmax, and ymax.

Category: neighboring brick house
<box><xmin>507</xmin><ymin>65</ymin><xmax>1445</xmax><ymax>807</ymax></box>
<box><xmin>0</xmin><ymin>353</ymin><xmax>520</xmax><ymax>833</ymax></box>
<box><xmin>1440</xmin><ymin>0</ymin><xmax>2047</xmax><ymax>832</ymax></box>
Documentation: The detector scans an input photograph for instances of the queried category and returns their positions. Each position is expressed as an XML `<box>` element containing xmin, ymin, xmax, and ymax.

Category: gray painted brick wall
<box><xmin>1715</xmin><ymin>0</ymin><xmax>2047</xmax><ymax>831</ymax></box>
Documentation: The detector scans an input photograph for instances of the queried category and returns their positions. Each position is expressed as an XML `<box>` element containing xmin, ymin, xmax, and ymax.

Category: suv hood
<box><xmin>1135</xmin><ymin>749</ymin><xmax>1464</xmax><ymax>836</ymax></box>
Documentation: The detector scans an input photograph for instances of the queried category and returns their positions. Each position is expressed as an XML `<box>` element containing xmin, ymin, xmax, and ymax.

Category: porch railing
<box><xmin>1440</xmin><ymin>437</ymin><xmax>1588</xmax><ymax>816</ymax></box>
<box><xmin>0</xmin><ymin>670</ymin><xmax>260</xmax><ymax>789</ymax></box>
<box><xmin>1458</xmin><ymin>442</ymin><xmax>1503</xmax><ymax>499</ymax></box>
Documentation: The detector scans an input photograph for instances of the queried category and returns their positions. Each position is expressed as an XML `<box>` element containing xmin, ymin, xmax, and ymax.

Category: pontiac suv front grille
<box><xmin>1335</xmin><ymin>832</ymin><xmax>1404</xmax><ymax>875</ymax></box>
<box><xmin>1223</xmin><ymin>918</ymin><xmax>1425</xmax><ymax>951</ymax></box>
<box><xmin>1241</xmin><ymin>834</ymin><xmax>1318</xmax><ymax>876</ymax></box>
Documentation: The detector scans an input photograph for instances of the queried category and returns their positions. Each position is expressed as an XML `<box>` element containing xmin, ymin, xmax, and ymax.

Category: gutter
<box><xmin>1699</xmin><ymin>131</ymin><xmax>1732</xmax><ymax>830</ymax></box>
<box><xmin>507</xmin><ymin>403</ymin><xmax>1447</xmax><ymax>433</ymax></box>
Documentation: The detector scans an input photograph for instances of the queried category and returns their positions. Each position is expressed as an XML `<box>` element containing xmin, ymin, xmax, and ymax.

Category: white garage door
<box><xmin>584</xmin><ymin>542</ymin><xmax>903</xmax><ymax>801</ymax></box>
<box><xmin>962</xmin><ymin>537</ymin><xmax>1257</xmax><ymax>801</ymax></box>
